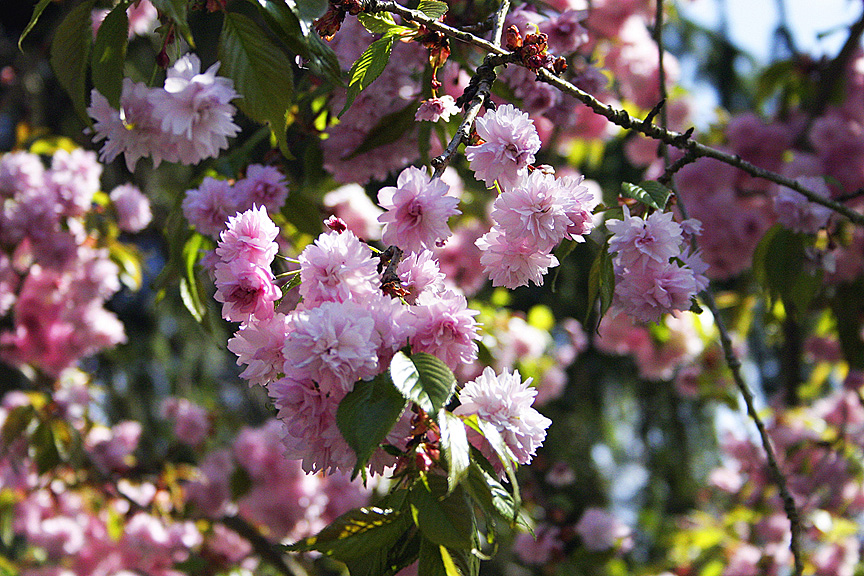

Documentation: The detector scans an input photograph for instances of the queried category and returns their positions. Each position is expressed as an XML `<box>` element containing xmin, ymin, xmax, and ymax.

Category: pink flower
<box><xmin>465</xmin><ymin>104</ymin><xmax>541</xmax><ymax>190</ymax></box>
<box><xmin>396</xmin><ymin>249</ymin><xmax>446</xmax><ymax>304</ymax></box>
<box><xmin>85</xmin><ymin>421</ymin><xmax>142</xmax><ymax>473</ymax></box>
<box><xmin>110</xmin><ymin>184</ymin><xmax>152</xmax><ymax>233</ymax></box>
<box><xmin>48</xmin><ymin>149</ymin><xmax>102</xmax><ymax>217</ymax></box>
<box><xmin>213</xmin><ymin>260</ymin><xmax>280</xmax><ymax>323</ymax></box>
<box><xmin>612</xmin><ymin>259</ymin><xmax>698</xmax><ymax>324</ymax></box>
<box><xmin>216</xmin><ymin>205</ymin><xmax>280</xmax><ymax>267</ymax></box>
<box><xmin>415</xmin><ymin>96</ymin><xmax>460</xmax><ymax>122</ymax></box>
<box><xmin>514</xmin><ymin>524</ymin><xmax>563</xmax><ymax>565</ymax></box>
<box><xmin>411</xmin><ymin>289</ymin><xmax>480</xmax><ymax>371</ymax></box>
<box><xmin>282</xmin><ymin>301</ymin><xmax>381</xmax><ymax>395</ymax></box>
<box><xmin>378</xmin><ymin>166</ymin><xmax>461</xmax><ymax>254</ymax></box>
<box><xmin>182</xmin><ymin>177</ymin><xmax>240</xmax><ymax>238</ymax></box>
<box><xmin>236</xmin><ymin>164</ymin><xmax>289</xmax><ymax>212</ymax></box>
<box><xmin>606</xmin><ymin>206</ymin><xmax>683</xmax><ymax>269</ymax></box>
<box><xmin>228</xmin><ymin>313</ymin><xmax>290</xmax><ymax>386</ymax></box>
<box><xmin>574</xmin><ymin>508</ymin><xmax>632</xmax><ymax>552</ymax></box>
<box><xmin>149</xmin><ymin>54</ymin><xmax>240</xmax><ymax>165</ymax></box>
<box><xmin>454</xmin><ymin>366</ymin><xmax>551</xmax><ymax>465</ymax></box>
<box><xmin>87</xmin><ymin>79</ymin><xmax>164</xmax><ymax>171</ymax></box>
<box><xmin>0</xmin><ymin>151</ymin><xmax>45</xmax><ymax>198</ymax></box>
<box><xmin>298</xmin><ymin>230</ymin><xmax>380</xmax><ymax>306</ymax></box>
<box><xmin>476</xmin><ymin>227</ymin><xmax>559</xmax><ymax>289</ymax></box>
<box><xmin>492</xmin><ymin>171</ymin><xmax>572</xmax><ymax>252</ymax></box>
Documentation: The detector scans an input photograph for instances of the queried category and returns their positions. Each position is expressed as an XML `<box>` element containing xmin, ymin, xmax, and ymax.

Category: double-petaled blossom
<box><xmin>774</xmin><ymin>176</ymin><xmax>833</xmax><ymax>234</ymax></box>
<box><xmin>282</xmin><ymin>300</ymin><xmax>381</xmax><ymax>395</ymax></box>
<box><xmin>235</xmin><ymin>164</ymin><xmax>289</xmax><ymax>212</ymax></box>
<box><xmin>298</xmin><ymin>230</ymin><xmax>380</xmax><ymax>306</ymax></box>
<box><xmin>377</xmin><ymin>166</ymin><xmax>461</xmax><ymax>254</ymax></box>
<box><xmin>216</xmin><ymin>205</ymin><xmax>280</xmax><ymax>267</ymax></box>
<box><xmin>410</xmin><ymin>289</ymin><xmax>480</xmax><ymax>370</ymax></box>
<box><xmin>455</xmin><ymin>366</ymin><xmax>551</xmax><ymax>465</ymax></box>
<box><xmin>415</xmin><ymin>96</ymin><xmax>460</xmax><ymax>123</ymax></box>
<box><xmin>213</xmin><ymin>260</ymin><xmax>280</xmax><ymax>323</ymax></box>
<box><xmin>605</xmin><ymin>206</ymin><xmax>708</xmax><ymax>323</ymax></box>
<box><xmin>110</xmin><ymin>184</ymin><xmax>152</xmax><ymax>233</ymax></box>
<box><xmin>228</xmin><ymin>313</ymin><xmax>291</xmax><ymax>387</ymax></box>
<box><xmin>476</xmin><ymin>227</ymin><xmax>560</xmax><ymax>289</ymax></box>
<box><xmin>465</xmin><ymin>104</ymin><xmax>541</xmax><ymax>190</ymax></box>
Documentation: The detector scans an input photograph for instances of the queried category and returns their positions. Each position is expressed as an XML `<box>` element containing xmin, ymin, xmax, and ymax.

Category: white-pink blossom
<box><xmin>298</xmin><ymin>230</ymin><xmax>380</xmax><ymax>306</ymax></box>
<box><xmin>216</xmin><ymin>205</ymin><xmax>280</xmax><ymax>267</ymax></box>
<box><xmin>492</xmin><ymin>171</ymin><xmax>572</xmax><ymax>252</ymax></box>
<box><xmin>606</xmin><ymin>205</ymin><xmax>683</xmax><ymax>269</ymax></box>
<box><xmin>476</xmin><ymin>227</ymin><xmax>559</xmax><ymax>289</ymax></box>
<box><xmin>150</xmin><ymin>54</ymin><xmax>240</xmax><ymax>165</ymax></box>
<box><xmin>228</xmin><ymin>313</ymin><xmax>290</xmax><ymax>386</ymax></box>
<box><xmin>213</xmin><ymin>260</ymin><xmax>280</xmax><ymax>323</ymax></box>
<box><xmin>377</xmin><ymin>166</ymin><xmax>461</xmax><ymax>254</ymax></box>
<box><xmin>774</xmin><ymin>176</ymin><xmax>833</xmax><ymax>234</ymax></box>
<box><xmin>182</xmin><ymin>177</ymin><xmax>240</xmax><ymax>238</ymax></box>
<box><xmin>236</xmin><ymin>164</ymin><xmax>289</xmax><ymax>212</ymax></box>
<box><xmin>465</xmin><ymin>104</ymin><xmax>541</xmax><ymax>190</ymax></box>
<box><xmin>282</xmin><ymin>301</ymin><xmax>381</xmax><ymax>395</ymax></box>
<box><xmin>454</xmin><ymin>366</ymin><xmax>551</xmax><ymax>465</ymax></box>
<box><xmin>110</xmin><ymin>184</ymin><xmax>152</xmax><ymax>233</ymax></box>
<box><xmin>415</xmin><ymin>96</ymin><xmax>460</xmax><ymax>122</ymax></box>
<box><xmin>410</xmin><ymin>290</ymin><xmax>480</xmax><ymax>371</ymax></box>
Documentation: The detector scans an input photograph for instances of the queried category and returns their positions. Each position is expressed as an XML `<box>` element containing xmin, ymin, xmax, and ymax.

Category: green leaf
<box><xmin>753</xmin><ymin>224</ymin><xmax>821</xmax><ymax>314</ymax></box>
<box><xmin>286</xmin><ymin>0</ymin><xmax>328</xmax><ymax>27</ymax></box>
<box><xmin>91</xmin><ymin>3</ymin><xmax>129</xmax><ymax>109</ymax></box>
<box><xmin>33</xmin><ymin>420</ymin><xmax>61</xmax><ymax>475</ymax></box>
<box><xmin>252</xmin><ymin>0</ymin><xmax>342</xmax><ymax>84</ymax></box>
<box><xmin>18</xmin><ymin>0</ymin><xmax>53</xmax><ymax>50</ymax></box>
<box><xmin>337</xmin><ymin>373</ymin><xmax>407</xmax><ymax>479</ymax></box>
<box><xmin>180</xmin><ymin>233</ymin><xmax>208</xmax><ymax>323</ymax></box>
<box><xmin>150</xmin><ymin>0</ymin><xmax>195</xmax><ymax>47</ymax></box>
<box><xmin>229</xmin><ymin>465</ymin><xmax>253</xmax><ymax>500</ymax></box>
<box><xmin>409</xmin><ymin>475</ymin><xmax>475</xmax><ymax>550</ymax></box>
<box><xmin>389</xmin><ymin>351</ymin><xmax>457</xmax><ymax>416</ymax></box>
<box><xmin>439</xmin><ymin>411</ymin><xmax>470</xmax><ymax>493</ymax></box>
<box><xmin>832</xmin><ymin>282</ymin><xmax>864</xmax><ymax>369</ymax></box>
<box><xmin>621</xmin><ymin>181</ymin><xmax>670</xmax><ymax>211</ymax></box>
<box><xmin>586</xmin><ymin>241</ymin><xmax>615</xmax><ymax>324</ymax></box>
<box><xmin>345</xmin><ymin>101</ymin><xmax>419</xmax><ymax>159</ymax></box>
<box><xmin>286</xmin><ymin>506</ymin><xmax>411</xmax><ymax>559</ymax></box>
<box><xmin>280</xmin><ymin>192</ymin><xmax>323</xmax><ymax>236</ymax></box>
<box><xmin>340</xmin><ymin>34</ymin><xmax>395</xmax><ymax>116</ymax></box>
<box><xmin>417</xmin><ymin>0</ymin><xmax>449</xmax><ymax>19</ymax></box>
<box><xmin>464</xmin><ymin>461</ymin><xmax>517</xmax><ymax>526</ymax></box>
<box><xmin>1</xmin><ymin>405</ymin><xmax>35</xmax><ymax>446</ymax></box>
<box><xmin>50</xmin><ymin>0</ymin><xmax>96</xmax><ymax>123</ymax></box>
<box><xmin>358</xmin><ymin>12</ymin><xmax>411</xmax><ymax>35</ymax></box>
<box><xmin>219</xmin><ymin>12</ymin><xmax>295</xmax><ymax>158</ymax></box>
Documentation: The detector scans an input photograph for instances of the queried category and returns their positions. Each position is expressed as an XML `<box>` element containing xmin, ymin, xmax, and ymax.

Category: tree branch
<box><xmin>368</xmin><ymin>0</ymin><xmax>864</xmax><ymax>227</ymax></box>
<box><xmin>221</xmin><ymin>515</ymin><xmax>304</xmax><ymax>576</ymax></box>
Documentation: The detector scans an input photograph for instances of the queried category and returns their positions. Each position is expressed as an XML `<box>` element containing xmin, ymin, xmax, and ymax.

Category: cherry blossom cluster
<box><xmin>88</xmin><ymin>53</ymin><xmax>240</xmax><ymax>171</ymax></box>
<box><xmin>182</xmin><ymin>164</ymin><xmax>289</xmax><ymax>238</ymax></box>
<box><xmin>606</xmin><ymin>207</ymin><xmax>709</xmax><ymax>323</ymax></box>
<box><xmin>0</xmin><ymin>148</ymin><xmax>150</xmax><ymax>376</ymax></box>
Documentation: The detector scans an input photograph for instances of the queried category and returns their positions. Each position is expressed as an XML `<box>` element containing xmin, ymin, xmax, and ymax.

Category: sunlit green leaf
<box><xmin>439</xmin><ymin>411</ymin><xmax>470</xmax><ymax>493</ymax></box>
<box><xmin>91</xmin><ymin>3</ymin><xmax>129</xmax><ymax>109</ymax></box>
<box><xmin>19</xmin><ymin>0</ymin><xmax>53</xmax><ymax>50</ymax></box>
<box><xmin>409</xmin><ymin>475</ymin><xmax>475</xmax><ymax>550</ymax></box>
<box><xmin>340</xmin><ymin>34</ymin><xmax>395</xmax><ymax>116</ymax></box>
<box><xmin>390</xmin><ymin>351</ymin><xmax>457</xmax><ymax>416</ymax></box>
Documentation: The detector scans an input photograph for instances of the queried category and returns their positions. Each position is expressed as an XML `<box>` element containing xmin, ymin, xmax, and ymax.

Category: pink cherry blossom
<box><xmin>216</xmin><ymin>205</ymin><xmax>280</xmax><ymax>267</ymax></box>
<box><xmin>410</xmin><ymin>290</ymin><xmax>480</xmax><ymax>371</ymax></box>
<box><xmin>298</xmin><ymin>230</ymin><xmax>380</xmax><ymax>306</ymax></box>
<box><xmin>228</xmin><ymin>313</ymin><xmax>290</xmax><ymax>386</ymax></box>
<box><xmin>282</xmin><ymin>301</ymin><xmax>381</xmax><ymax>395</ymax></box>
<box><xmin>182</xmin><ymin>177</ymin><xmax>240</xmax><ymax>238</ymax></box>
<box><xmin>235</xmin><ymin>164</ymin><xmax>289</xmax><ymax>212</ymax></box>
<box><xmin>454</xmin><ymin>366</ymin><xmax>551</xmax><ymax>465</ymax></box>
<box><xmin>476</xmin><ymin>227</ymin><xmax>560</xmax><ymax>289</ymax></box>
<box><xmin>492</xmin><ymin>171</ymin><xmax>572</xmax><ymax>252</ymax></box>
<box><xmin>378</xmin><ymin>166</ymin><xmax>461</xmax><ymax>254</ymax></box>
<box><xmin>774</xmin><ymin>176</ymin><xmax>833</xmax><ymax>234</ymax></box>
<box><xmin>606</xmin><ymin>205</ymin><xmax>683</xmax><ymax>268</ymax></box>
<box><xmin>575</xmin><ymin>507</ymin><xmax>632</xmax><ymax>552</ymax></box>
<box><xmin>465</xmin><ymin>104</ymin><xmax>541</xmax><ymax>190</ymax></box>
<box><xmin>396</xmin><ymin>249</ymin><xmax>446</xmax><ymax>304</ymax></box>
<box><xmin>323</xmin><ymin>184</ymin><xmax>384</xmax><ymax>240</ymax></box>
<box><xmin>110</xmin><ymin>184</ymin><xmax>152</xmax><ymax>233</ymax></box>
<box><xmin>213</xmin><ymin>260</ymin><xmax>280</xmax><ymax>323</ymax></box>
<box><xmin>415</xmin><ymin>96</ymin><xmax>460</xmax><ymax>122</ymax></box>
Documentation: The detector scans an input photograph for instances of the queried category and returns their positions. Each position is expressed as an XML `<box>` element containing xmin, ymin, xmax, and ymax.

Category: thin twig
<box><xmin>370</xmin><ymin>0</ymin><xmax>864</xmax><ymax>227</ymax></box>
<box><xmin>653</xmin><ymin>3</ymin><xmax>804</xmax><ymax>574</ymax></box>
<box><xmin>429</xmin><ymin>1</ymin><xmax>511</xmax><ymax>179</ymax></box>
